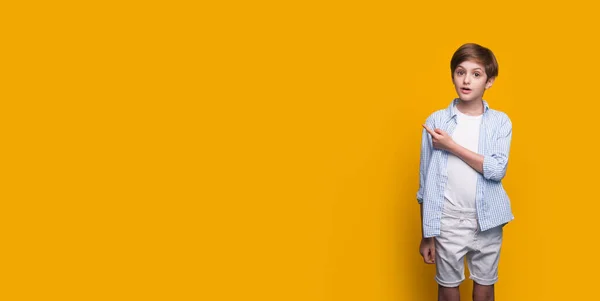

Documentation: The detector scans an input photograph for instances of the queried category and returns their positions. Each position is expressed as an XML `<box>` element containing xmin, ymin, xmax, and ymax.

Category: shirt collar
<box><xmin>446</xmin><ymin>98</ymin><xmax>489</xmax><ymax>122</ymax></box>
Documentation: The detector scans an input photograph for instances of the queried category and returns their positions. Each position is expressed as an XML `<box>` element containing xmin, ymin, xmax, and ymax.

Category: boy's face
<box><xmin>452</xmin><ymin>59</ymin><xmax>494</xmax><ymax>102</ymax></box>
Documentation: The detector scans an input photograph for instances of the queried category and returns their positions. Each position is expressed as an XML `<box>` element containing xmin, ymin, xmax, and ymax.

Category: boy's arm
<box><xmin>448</xmin><ymin>144</ymin><xmax>484</xmax><ymax>174</ymax></box>
<box><xmin>416</xmin><ymin>117</ymin><xmax>434</xmax><ymax>204</ymax></box>
<box><xmin>417</xmin><ymin>117</ymin><xmax>435</xmax><ymax>239</ymax></box>
<box><xmin>419</xmin><ymin>202</ymin><xmax>435</xmax><ymax>264</ymax></box>
<box><xmin>448</xmin><ymin>116</ymin><xmax>513</xmax><ymax>181</ymax></box>
<box><xmin>424</xmin><ymin>116</ymin><xmax>512</xmax><ymax>181</ymax></box>
<box><xmin>420</xmin><ymin>203</ymin><xmax>428</xmax><ymax>239</ymax></box>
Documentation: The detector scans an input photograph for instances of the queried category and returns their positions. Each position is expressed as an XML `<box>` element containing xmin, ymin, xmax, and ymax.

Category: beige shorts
<box><xmin>434</xmin><ymin>203</ymin><xmax>503</xmax><ymax>287</ymax></box>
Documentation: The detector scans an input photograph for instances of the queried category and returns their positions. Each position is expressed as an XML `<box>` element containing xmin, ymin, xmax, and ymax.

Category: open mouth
<box><xmin>461</xmin><ymin>88</ymin><xmax>472</xmax><ymax>93</ymax></box>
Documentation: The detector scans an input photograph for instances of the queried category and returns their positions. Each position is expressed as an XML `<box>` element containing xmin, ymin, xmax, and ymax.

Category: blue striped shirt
<box><xmin>417</xmin><ymin>98</ymin><xmax>515</xmax><ymax>238</ymax></box>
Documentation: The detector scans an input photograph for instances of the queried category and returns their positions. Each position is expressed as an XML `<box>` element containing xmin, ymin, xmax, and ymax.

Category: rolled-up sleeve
<box><xmin>483</xmin><ymin>116</ymin><xmax>513</xmax><ymax>182</ymax></box>
<box><xmin>417</xmin><ymin>117</ymin><xmax>434</xmax><ymax>204</ymax></box>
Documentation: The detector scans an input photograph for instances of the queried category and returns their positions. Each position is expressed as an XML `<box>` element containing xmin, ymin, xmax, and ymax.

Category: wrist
<box><xmin>448</xmin><ymin>141</ymin><xmax>459</xmax><ymax>154</ymax></box>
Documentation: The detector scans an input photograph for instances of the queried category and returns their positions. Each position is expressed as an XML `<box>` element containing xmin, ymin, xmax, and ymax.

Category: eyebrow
<box><xmin>457</xmin><ymin>66</ymin><xmax>483</xmax><ymax>71</ymax></box>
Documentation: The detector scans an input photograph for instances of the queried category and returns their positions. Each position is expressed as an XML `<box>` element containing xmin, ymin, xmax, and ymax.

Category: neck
<box><xmin>456</xmin><ymin>99</ymin><xmax>484</xmax><ymax>116</ymax></box>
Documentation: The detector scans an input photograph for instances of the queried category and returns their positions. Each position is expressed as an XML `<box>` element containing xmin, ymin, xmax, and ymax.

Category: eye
<box><xmin>457</xmin><ymin>70</ymin><xmax>464</xmax><ymax>75</ymax></box>
<box><xmin>474</xmin><ymin>72</ymin><xmax>481</xmax><ymax>77</ymax></box>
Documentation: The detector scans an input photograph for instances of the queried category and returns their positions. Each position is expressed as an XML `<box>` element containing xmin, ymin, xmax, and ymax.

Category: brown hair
<box><xmin>450</xmin><ymin>43</ymin><xmax>498</xmax><ymax>81</ymax></box>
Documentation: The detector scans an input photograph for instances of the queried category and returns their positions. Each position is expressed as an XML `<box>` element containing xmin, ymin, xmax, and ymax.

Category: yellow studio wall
<box><xmin>2</xmin><ymin>1</ymin><xmax>599</xmax><ymax>300</ymax></box>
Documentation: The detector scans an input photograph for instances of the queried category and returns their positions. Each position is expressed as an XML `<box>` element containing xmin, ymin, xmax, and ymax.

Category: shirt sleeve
<box><xmin>482</xmin><ymin>115</ymin><xmax>513</xmax><ymax>182</ymax></box>
<box><xmin>417</xmin><ymin>116</ymin><xmax>434</xmax><ymax>204</ymax></box>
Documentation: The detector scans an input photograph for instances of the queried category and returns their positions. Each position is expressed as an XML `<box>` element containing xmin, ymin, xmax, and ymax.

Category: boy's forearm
<box><xmin>448</xmin><ymin>142</ymin><xmax>484</xmax><ymax>174</ymax></box>
<box><xmin>420</xmin><ymin>203</ymin><xmax>425</xmax><ymax>239</ymax></box>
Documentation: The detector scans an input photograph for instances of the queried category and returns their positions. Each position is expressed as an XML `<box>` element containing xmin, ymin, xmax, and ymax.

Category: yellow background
<box><xmin>1</xmin><ymin>1</ymin><xmax>598</xmax><ymax>300</ymax></box>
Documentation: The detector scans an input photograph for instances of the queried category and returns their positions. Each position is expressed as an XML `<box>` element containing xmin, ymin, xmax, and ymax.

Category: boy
<box><xmin>416</xmin><ymin>43</ymin><xmax>514</xmax><ymax>301</ymax></box>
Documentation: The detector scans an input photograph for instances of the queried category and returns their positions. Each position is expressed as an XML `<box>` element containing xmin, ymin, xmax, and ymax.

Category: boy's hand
<box><xmin>419</xmin><ymin>237</ymin><xmax>436</xmax><ymax>264</ymax></box>
<box><xmin>422</xmin><ymin>124</ymin><xmax>457</xmax><ymax>152</ymax></box>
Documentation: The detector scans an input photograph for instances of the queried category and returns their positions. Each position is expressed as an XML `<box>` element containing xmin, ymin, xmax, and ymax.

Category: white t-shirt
<box><xmin>443</xmin><ymin>104</ymin><xmax>482</xmax><ymax>210</ymax></box>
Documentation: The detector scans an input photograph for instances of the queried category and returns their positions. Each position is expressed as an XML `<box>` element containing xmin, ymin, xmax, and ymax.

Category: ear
<box><xmin>485</xmin><ymin>77</ymin><xmax>496</xmax><ymax>90</ymax></box>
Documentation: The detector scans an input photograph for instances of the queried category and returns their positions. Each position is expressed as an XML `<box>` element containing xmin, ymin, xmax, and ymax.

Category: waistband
<box><xmin>442</xmin><ymin>201</ymin><xmax>477</xmax><ymax>219</ymax></box>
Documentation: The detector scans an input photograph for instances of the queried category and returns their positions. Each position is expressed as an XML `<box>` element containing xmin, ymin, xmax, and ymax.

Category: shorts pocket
<box><xmin>439</xmin><ymin>213</ymin><xmax>458</xmax><ymax>233</ymax></box>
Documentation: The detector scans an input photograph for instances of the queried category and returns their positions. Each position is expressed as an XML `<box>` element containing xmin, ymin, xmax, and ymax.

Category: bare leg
<box><xmin>472</xmin><ymin>282</ymin><xmax>494</xmax><ymax>301</ymax></box>
<box><xmin>438</xmin><ymin>284</ymin><xmax>460</xmax><ymax>301</ymax></box>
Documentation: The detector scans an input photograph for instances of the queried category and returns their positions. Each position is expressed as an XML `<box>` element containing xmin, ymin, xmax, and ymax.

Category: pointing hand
<box><xmin>422</xmin><ymin>124</ymin><xmax>457</xmax><ymax>152</ymax></box>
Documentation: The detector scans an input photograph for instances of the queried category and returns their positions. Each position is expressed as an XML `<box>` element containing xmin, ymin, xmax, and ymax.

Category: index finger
<box><xmin>422</xmin><ymin>124</ymin><xmax>437</xmax><ymax>136</ymax></box>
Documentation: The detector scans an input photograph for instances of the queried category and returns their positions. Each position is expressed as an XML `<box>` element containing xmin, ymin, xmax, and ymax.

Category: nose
<box><xmin>463</xmin><ymin>74</ymin><xmax>470</xmax><ymax>84</ymax></box>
